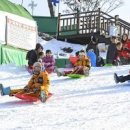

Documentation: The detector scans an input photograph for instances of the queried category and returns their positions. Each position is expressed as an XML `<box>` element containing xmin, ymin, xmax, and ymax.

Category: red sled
<box><xmin>14</xmin><ymin>92</ymin><xmax>53</xmax><ymax>102</ymax></box>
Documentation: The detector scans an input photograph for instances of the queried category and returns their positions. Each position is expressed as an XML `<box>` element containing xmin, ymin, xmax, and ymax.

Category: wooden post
<box><xmin>115</xmin><ymin>15</ymin><xmax>119</xmax><ymax>36</ymax></box>
<box><xmin>76</xmin><ymin>9</ymin><xmax>80</xmax><ymax>35</ymax></box>
<box><xmin>115</xmin><ymin>15</ymin><xmax>119</xmax><ymax>26</ymax></box>
<box><xmin>97</xmin><ymin>8</ymin><xmax>101</xmax><ymax>34</ymax></box>
<box><xmin>57</xmin><ymin>13</ymin><xmax>61</xmax><ymax>38</ymax></box>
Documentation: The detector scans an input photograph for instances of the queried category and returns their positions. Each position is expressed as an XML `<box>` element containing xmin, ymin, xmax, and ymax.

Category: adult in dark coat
<box><xmin>26</xmin><ymin>43</ymin><xmax>43</xmax><ymax>69</ymax></box>
<box><xmin>106</xmin><ymin>36</ymin><xmax>117</xmax><ymax>65</ymax></box>
<box><xmin>86</xmin><ymin>36</ymin><xmax>99</xmax><ymax>58</ymax></box>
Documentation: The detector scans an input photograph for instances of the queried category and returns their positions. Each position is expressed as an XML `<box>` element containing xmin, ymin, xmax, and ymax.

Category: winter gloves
<box><xmin>24</xmin><ymin>86</ymin><xmax>40</xmax><ymax>93</ymax></box>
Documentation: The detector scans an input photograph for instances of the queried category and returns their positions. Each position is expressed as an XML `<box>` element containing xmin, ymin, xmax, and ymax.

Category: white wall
<box><xmin>0</xmin><ymin>14</ymin><xmax>6</xmax><ymax>44</ymax></box>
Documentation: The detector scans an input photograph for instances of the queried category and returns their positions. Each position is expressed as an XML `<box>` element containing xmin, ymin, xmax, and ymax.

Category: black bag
<box><xmin>96</xmin><ymin>56</ymin><xmax>105</xmax><ymax>67</ymax></box>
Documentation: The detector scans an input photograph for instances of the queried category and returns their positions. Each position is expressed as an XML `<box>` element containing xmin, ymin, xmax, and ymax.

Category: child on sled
<box><xmin>0</xmin><ymin>62</ymin><xmax>50</xmax><ymax>102</ymax></box>
<box><xmin>55</xmin><ymin>50</ymin><xmax>91</xmax><ymax>77</ymax></box>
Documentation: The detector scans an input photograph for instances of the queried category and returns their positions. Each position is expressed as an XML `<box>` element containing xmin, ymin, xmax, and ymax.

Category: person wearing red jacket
<box><xmin>120</xmin><ymin>34</ymin><xmax>130</xmax><ymax>64</ymax></box>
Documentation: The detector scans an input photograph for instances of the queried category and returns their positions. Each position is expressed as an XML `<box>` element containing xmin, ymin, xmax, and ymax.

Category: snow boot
<box><xmin>0</xmin><ymin>84</ymin><xmax>4</xmax><ymax>96</ymax></box>
<box><xmin>55</xmin><ymin>67</ymin><xmax>64</xmax><ymax>77</ymax></box>
<box><xmin>84</xmin><ymin>69</ymin><xmax>89</xmax><ymax>76</ymax></box>
<box><xmin>0</xmin><ymin>84</ymin><xmax>11</xmax><ymax>96</ymax></box>
<box><xmin>40</xmin><ymin>91</ymin><xmax>47</xmax><ymax>103</ymax></box>
<box><xmin>114</xmin><ymin>73</ymin><xmax>125</xmax><ymax>83</ymax></box>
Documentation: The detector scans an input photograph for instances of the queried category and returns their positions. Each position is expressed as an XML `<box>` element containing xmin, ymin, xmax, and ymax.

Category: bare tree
<box><xmin>47</xmin><ymin>0</ymin><xmax>55</xmax><ymax>17</ymax></box>
<box><xmin>60</xmin><ymin>0</ymin><xmax>123</xmax><ymax>14</ymax></box>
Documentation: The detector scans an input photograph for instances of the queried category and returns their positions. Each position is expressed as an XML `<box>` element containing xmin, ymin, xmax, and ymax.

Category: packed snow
<box><xmin>38</xmin><ymin>38</ymin><xmax>106</xmax><ymax>60</ymax></box>
<box><xmin>0</xmin><ymin>39</ymin><xmax>130</xmax><ymax>130</ymax></box>
<box><xmin>38</xmin><ymin>38</ymin><xmax>86</xmax><ymax>58</ymax></box>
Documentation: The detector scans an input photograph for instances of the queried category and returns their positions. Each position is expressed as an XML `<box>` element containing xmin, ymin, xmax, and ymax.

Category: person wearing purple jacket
<box><xmin>42</xmin><ymin>50</ymin><xmax>55</xmax><ymax>74</ymax></box>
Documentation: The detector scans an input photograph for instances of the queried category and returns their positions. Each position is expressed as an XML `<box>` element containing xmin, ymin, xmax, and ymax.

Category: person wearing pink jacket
<box><xmin>42</xmin><ymin>50</ymin><xmax>55</xmax><ymax>74</ymax></box>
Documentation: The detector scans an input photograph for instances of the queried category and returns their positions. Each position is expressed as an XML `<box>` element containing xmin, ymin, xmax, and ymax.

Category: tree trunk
<box><xmin>47</xmin><ymin>0</ymin><xmax>55</xmax><ymax>17</ymax></box>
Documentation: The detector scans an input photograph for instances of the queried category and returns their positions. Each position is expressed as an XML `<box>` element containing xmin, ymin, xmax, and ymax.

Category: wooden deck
<box><xmin>57</xmin><ymin>8</ymin><xmax>130</xmax><ymax>44</ymax></box>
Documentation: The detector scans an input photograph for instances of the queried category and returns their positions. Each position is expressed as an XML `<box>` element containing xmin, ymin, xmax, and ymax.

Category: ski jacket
<box><xmin>74</xmin><ymin>56</ymin><xmax>91</xmax><ymax>69</ymax></box>
<box><xmin>27</xmin><ymin>70</ymin><xmax>50</xmax><ymax>96</ymax></box>
<box><xmin>87</xmin><ymin>51</ymin><xmax>96</xmax><ymax>67</ymax></box>
<box><xmin>26</xmin><ymin>50</ymin><xmax>38</xmax><ymax>67</ymax></box>
<box><xmin>106</xmin><ymin>43</ymin><xmax>117</xmax><ymax>64</ymax></box>
<box><xmin>42</xmin><ymin>56</ymin><xmax>55</xmax><ymax>68</ymax></box>
<box><xmin>121</xmin><ymin>41</ymin><xmax>130</xmax><ymax>59</ymax></box>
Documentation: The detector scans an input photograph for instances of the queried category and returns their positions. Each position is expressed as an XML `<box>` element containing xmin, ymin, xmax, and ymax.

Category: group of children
<box><xmin>0</xmin><ymin>48</ymin><xmax>92</xmax><ymax>102</ymax></box>
<box><xmin>0</xmin><ymin>38</ymin><xmax>130</xmax><ymax>103</ymax></box>
<box><xmin>26</xmin><ymin>43</ymin><xmax>55</xmax><ymax>74</ymax></box>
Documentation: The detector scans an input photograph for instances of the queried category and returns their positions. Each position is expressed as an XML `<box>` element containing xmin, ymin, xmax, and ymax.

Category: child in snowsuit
<box><xmin>114</xmin><ymin>73</ymin><xmax>130</xmax><ymax>83</ymax></box>
<box><xmin>0</xmin><ymin>62</ymin><xmax>50</xmax><ymax>102</ymax></box>
<box><xmin>38</xmin><ymin>51</ymin><xmax>45</xmax><ymax>63</ymax></box>
<box><xmin>56</xmin><ymin>50</ymin><xmax>91</xmax><ymax>76</ymax></box>
<box><xmin>42</xmin><ymin>50</ymin><xmax>55</xmax><ymax>74</ymax></box>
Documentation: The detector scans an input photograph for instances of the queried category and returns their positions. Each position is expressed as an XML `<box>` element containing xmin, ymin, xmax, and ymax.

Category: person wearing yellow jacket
<box><xmin>55</xmin><ymin>50</ymin><xmax>91</xmax><ymax>76</ymax></box>
<box><xmin>0</xmin><ymin>62</ymin><xmax>50</xmax><ymax>102</ymax></box>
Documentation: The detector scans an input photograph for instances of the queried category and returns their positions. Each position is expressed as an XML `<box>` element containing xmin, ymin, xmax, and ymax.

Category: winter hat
<box><xmin>46</xmin><ymin>50</ymin><xmax>52</xmax><ymax>54</ymax></box>
<box><xmin>35</xmin><ymin>43</ymin><xmax>43</xmax><ymax>50</ymax></box>
<box><xmin>33</xmin><ymin>62</ymin><xmax>42</xmax><ymax>68</ymax></box>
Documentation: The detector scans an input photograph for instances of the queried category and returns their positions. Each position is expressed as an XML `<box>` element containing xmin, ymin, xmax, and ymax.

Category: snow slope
<box><xmin>38</xmin><ymin>38</ymin><xmax>86</xmax><ymax>58</ymax></box>
<box><xmin>38</xmin><ymin>38</ymin><xmax>107</xmax><ymax>59</ymax></box>
<box><xmin>0</xmin><ymin>64</ymin><xmax>130</xmax><ymax>130</ymax></box>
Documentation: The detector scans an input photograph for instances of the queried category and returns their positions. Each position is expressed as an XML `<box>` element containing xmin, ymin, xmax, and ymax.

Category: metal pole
<box><xmin>21</xmin><ymin>0</ymin><xmax>23</xmax><ymax>6</ymax></box>
<box><xmin>28</xmin><ymin>1</ymin><xmax>37</xmax><ymax>16</ymax></box>
<box><xmin>56</xmin><ymin>1</ymin><xmax>60</xmax><ymax>40</ymax></box>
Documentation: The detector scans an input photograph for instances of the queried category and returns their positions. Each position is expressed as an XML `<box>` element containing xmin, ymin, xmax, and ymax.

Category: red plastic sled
<box><xmin>14</xmin><ymin>92</ymin><xmax>53</xmax><ymax>102</ymax></box>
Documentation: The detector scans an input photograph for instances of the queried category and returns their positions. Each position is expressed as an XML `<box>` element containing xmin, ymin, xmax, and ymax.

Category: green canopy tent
<box><xmin>0</xmin><ymin>0</ymin><xmax>35</xmax><ymax>66</ymax></box>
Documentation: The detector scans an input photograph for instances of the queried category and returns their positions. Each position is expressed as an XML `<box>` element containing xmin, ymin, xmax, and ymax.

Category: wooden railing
<box><xmin>57</xmin><ymin>8</ymin><xmax>130</xmax><ymax>37</ymax></box>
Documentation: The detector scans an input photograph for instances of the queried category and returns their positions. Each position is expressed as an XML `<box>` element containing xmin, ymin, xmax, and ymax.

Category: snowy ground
<box><xmin>0</xmin><ymin>64</ymin><xmax>130</xmax><ymax>130</ymax></box>
<box><xmin>38</xmin><ymin>38</ymin><xmax>107</xmax><ymax>60</ymax></box>
<box><xmin>38</xmin><ymin>38</ymin><xmax>85</xmax><ymax>58</ymax></box>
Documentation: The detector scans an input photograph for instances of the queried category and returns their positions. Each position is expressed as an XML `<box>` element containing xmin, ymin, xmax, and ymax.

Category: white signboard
<box><xmin>0</xmin><ymin>14</ymin><xmax>6</xmax><ymax>44</ymax></box>
<box><xmin>7</xmin><ymin>16</ymin><xmax>37</xmax><ymax>50</ymax></box>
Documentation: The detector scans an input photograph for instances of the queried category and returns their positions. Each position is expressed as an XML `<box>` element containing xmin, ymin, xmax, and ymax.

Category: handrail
<box><xmin>118</xmin><ymin>18</ymin><xmax>130</xmax><ymax>27</ymax></box>
<box><xmin>58</xmin><ymin>9</ymin><xmax>130</xmax><ymax>37</ymax></box>
<box><xmin>100</xmin><ymin>11</ymin><xmax>115</xmax><ymax>19</ymax></box>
